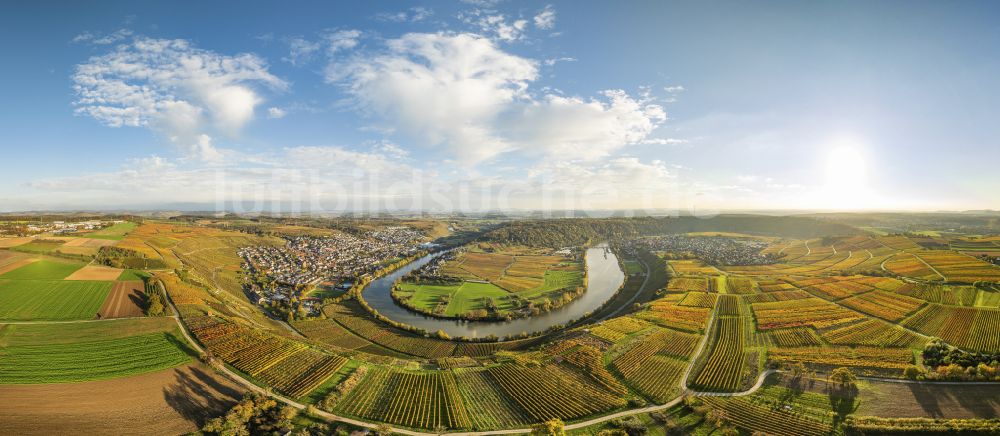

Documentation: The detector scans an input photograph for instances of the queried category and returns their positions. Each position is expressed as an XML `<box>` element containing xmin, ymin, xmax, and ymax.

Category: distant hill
<box><xmin>483</xmin><ymin>215</ymin><xmax>861</xmax><ymax>247</ymax></box>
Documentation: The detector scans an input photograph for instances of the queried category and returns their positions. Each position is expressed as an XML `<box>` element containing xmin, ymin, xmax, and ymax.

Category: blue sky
<box><xmin>2</xmin><ymin>0</ymin><xmax>999</xmax><ymax>213</ymax></box>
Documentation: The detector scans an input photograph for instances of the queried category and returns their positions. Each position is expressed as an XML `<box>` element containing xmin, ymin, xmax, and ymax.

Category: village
<box><xmin>634</xmin><ymin>234</ymin><xmax>777</xmax><ymax>266</ymax></box>
<box><xmin>0</xmin><ymin>219</ymin><xmax>125</xmax><ymax>236</ymax></box>
<box><xmin>238</xmin><ymin>226</ymin><xmax>428</xmax><ymax>316</ymax></box>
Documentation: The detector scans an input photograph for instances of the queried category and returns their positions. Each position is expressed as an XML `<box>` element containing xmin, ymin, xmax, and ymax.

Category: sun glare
<box><xmin>821</xmin><ymin>143</ymin><xmax>876</xmax><ymax>209</ymax></box>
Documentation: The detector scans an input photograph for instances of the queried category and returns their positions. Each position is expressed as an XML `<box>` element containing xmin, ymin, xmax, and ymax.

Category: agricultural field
<box><xmin>0</xmin><ymin>280</ymin><xmax>112</xmax><ymax>320</ymax></box>
<box><xmin>0</xmin><ymin>318</ymin><xmax>192</xmax><ymax>383</ymax></box>
<box><xmin>81</xmin><ymin>222</ymin><xmax>137</xmax><ymax>240</ymax></box>
<box><xmin>0</xmin><ymin>364</ymin><xmax>243</xmax><ymax>436</ymax></box>
<box><xmin>0</xmin><ymin>258</ymin><xmax>84</xmax><ymax>280</ymax></box>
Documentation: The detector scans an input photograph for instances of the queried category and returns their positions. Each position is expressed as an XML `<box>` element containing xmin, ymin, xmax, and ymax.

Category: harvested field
<box><xmin>65</xmin><ymin>264</ymin><xmax>124</xmax><ymax>281</ymax></box>
<box><xmin>0</xmin><ymin>237</ymin><xmax>32</xmax><ymax>248</ymax></box>
<box><xmin>0</xmin><ymin>364</ymin><xmax>243</xmax><ymax>436</ymax></box>
<box><xmin>98</xmin><ymin>281</ymin><xmax>146</xmax><ymax>318</ymax></box>
<box><xmin>857</xmin><ymin>379</ymin><xmax>1000</xmax><ymax>419</ymax></box>
<box><xmin>63</xmin><ymin>238</ymin><xmax>118</xmax><ymax>248</ymax></box>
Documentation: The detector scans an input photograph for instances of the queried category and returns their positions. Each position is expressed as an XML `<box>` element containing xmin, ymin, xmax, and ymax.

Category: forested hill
<box><xmin>483</xmin><ymin>215</ymin><xmax>861</xmax><ymax>247</ymax></box>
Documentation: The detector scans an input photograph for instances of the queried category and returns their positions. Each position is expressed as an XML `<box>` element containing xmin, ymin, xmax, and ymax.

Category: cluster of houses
<box><xmin>635</xmin><ymin>235</ymin><xmax>776</xmax><ymax>266</ymax></box>
<box><xmin>239</xmin><ymin>226</ymin><xmax>427</xmax><ymax>310</ymax></box>
<box><xmin>2</xmin><ymin>219</ymin><xmax>124</xmax><ymax>235</ymax></box>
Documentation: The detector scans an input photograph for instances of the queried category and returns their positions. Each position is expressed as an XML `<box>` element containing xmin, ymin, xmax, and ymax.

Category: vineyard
<box><xmin>840</xmin><ymin>290</ymin><xmax>924</xmax><ymax>322</ymax></box>
<box><xmin>820</xmin><ymin>318</ymin><xmax>924</xmax><ymax>348</ymax></box>
<box><xmin>186</xmin><ymin>315</ymin><xmax>345</xmax><ymax>398</ymax></box>
<box><xmin>487</xmin><ymin>363</ymin><xmax>626</xmax><ymax>421</ymax></box>
<box><xmin>612</xmin><ymin>328</ymin><xmax>698</xmax><ymax>402</ymax></box>
<box><xmin>454</xmin><ymin>369</ymin><xmax>533</xmax><ymax>429</ymax></box>
<box><xmin>767</xmin><ymin>327</ymin><xmax>824</xmax><ymax>347</ymax></box>
<box><xmin>635</xmin><ymin>300</ymin><xmax>711</xmax><ymax>332</ymax></box>
<box><xmin>902</xmin><ymin>304</ymin><xmax>1000</xmax><ymax>352</ymax></box>
<box><xmin>336</xmin><ymin>369</ymin><xmax>471</xmax><ymax>429</ymax></box>
<box><xmin>700</xmin><ymin>396</ymin><xmax>832</xmax><ymax>436</ymax></box>
<box><xmin>690</xmin><ymin>298</ymin><xmax>749</xmax><ymax>392</ymax></box>
<box><xmin>752</xmin><ymin>298</ymin><xmax>861</xmax><ymax>330</ymax></box>
<box><xmin>767</xmin><ymin>346</ymin><xmax>913</xmax><ymax>371</ymax></box>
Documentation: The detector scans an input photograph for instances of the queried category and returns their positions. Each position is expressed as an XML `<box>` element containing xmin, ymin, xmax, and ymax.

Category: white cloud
<box><xmin>376</xmin><ymin>7</ymin><xmax>433</xmax><ymax>23</ymax></box>
<box><xmin>330</xmin><ymin>32</ymin><xmax>537</xmax><ymax>162</ymax></box>
<box><xmin>508</xmin><ymin>90</ymin><xmax>667</xmax><ymax>160</ymax></box>
<box><xmin>329</xmin><ymin>33</ymin><xmax>665</xmax><ymax>164</ymax></box>
<box><xmin>267</xmin><ymin>107</ymin><xmax>287</xmax><ymax>119</ymax></box>
<box><xmin>533</xmin><ymin>5</ymin><xmax>556</xmax><ymax>30</ymax></box>
<box><xmin>284</xmin><ymin>37</ymin><xmax>321</xmax><ymax>65</ymax></box>
<box><xmin>460</xmin><ymin>10</ymin><xmax>529</xmax><ymax>42</ymax></box>
<box><xmin>325</xmin><ymin>29</ymin><xmax>361</xmax><ymax>55</ymax></box>
<box><xmin>665</xmin><ymin>85</ymin><xmax>685</xmax><ymax>93</ymax></box>
<box><xmin>641</xmin><ymin>137</ymin><xmax>689</xmax><ymax>145</ymax></box>
<box><xmin>72</xmin><ymin>37</ymin><xmax>286</xmax><ymax>161</ymax></box>
<box><xmin>543</xmin><ymin>57</ymin><xmax>576</xmax><ymax>66</ymax></box>
<box><xmin>72</xmin><ymin>28</ymin><xmax>133</xmax><ymax>45</ymax></box>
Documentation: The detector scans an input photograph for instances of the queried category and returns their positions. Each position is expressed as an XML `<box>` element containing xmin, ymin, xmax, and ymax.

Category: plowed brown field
<box><xmin>0</xmin><ymin>364</ymin><xmax>244</xmax><ymax>435</ymax></box>
<box><xmin>97</xmin><ymin>281</ymin><xmax>146</xmax><ymax>318</ymax></box>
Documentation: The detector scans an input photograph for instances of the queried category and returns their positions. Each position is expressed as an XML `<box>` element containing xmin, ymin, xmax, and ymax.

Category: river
<box><xmin>361</xmin><ymin>242</ymin><xmax>626</xmax><ymax>338</ymax></box>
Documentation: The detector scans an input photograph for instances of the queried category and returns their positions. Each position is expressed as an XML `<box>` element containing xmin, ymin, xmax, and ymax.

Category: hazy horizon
<box><xmin>3</xmin><ymin>0</ymin><xmax>999</xmax><ymax>212</ymax></box>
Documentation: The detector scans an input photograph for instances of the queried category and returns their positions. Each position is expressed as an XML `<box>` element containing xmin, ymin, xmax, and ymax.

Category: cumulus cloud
<box><xmin>329</xmin><ymin>33</ymin><xmax>665</xmax><ymax>163</ymax></box>
<box><xmin>376</xmin><ymin>7</ymin><xmax>433</xmax><ymax>23</ymax></box>
<box><xmin>533</xmin><ymin>5</ymin><xmax>556</xmax><ymax>30</ymax></box>
<box><xmin>72</xmin><ymin>37</ymin><xmax>286</xmax><ymax>161</ymax></box>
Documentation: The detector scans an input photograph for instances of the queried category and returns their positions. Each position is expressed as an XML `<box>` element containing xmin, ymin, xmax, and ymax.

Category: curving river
<box><xmin>361</xmin><ymin>242</ymin><xmax>626</xmax><ymax>338</ymax></box>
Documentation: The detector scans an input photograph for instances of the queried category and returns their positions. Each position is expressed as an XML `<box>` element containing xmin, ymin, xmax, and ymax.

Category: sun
<box><xmin>820</xmin><ymin>143</ymin><xmax>876</xmax><ymax>210</ymax></box>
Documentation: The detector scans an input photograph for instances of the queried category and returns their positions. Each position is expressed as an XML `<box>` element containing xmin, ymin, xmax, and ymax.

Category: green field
<box><xmin>8</xmin><ymin>241</ymin><xmax>63</xmax><ymax>254</ymax></box>
<box><xmin>0</xmin><ymin>259</ymin><xmax>84</xmax><ymax>280</ymax></box>
<box><xmin>623</xmin><ymin>260</ymin><xmax>644</xmax><ymax>275</ymax></box>
<box><xmin>516</xmin><ymin>269</ymin><xmax>584</xmax><ymax>300</ymax></box>
<box><xmin>82</xmin><ymin>222</ymin><xmax>137</xmax><ymax>240</ymax></box>
<box><xmin>0</xmin><ymin>317</ymin><xmax>179</xmax><ymax>346</ymax></box>
<box><xmin>117</xmin><ymin>269</ymin><xmax>150</xmax><ymax>281</ymax></box>
<box><xmin>396</xmin><ymin>281</ymin><xmax>514</xmax><ymax>316</ymax></box>
<box><xmin>0</xmin><ymin>280</ymin><xmax>112</xmax><ymax>320</ymax></box>
<box><xmin>0</xmin><ymin>331</ymin><xmax>192</xmax><ymax>383</ymax></box>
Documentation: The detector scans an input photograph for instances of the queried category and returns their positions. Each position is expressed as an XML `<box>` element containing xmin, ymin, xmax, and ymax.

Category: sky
<box><xmin>1</xmin><ymin>0</ymin><xmax>999</xmax><ymax>214</ymax></box>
